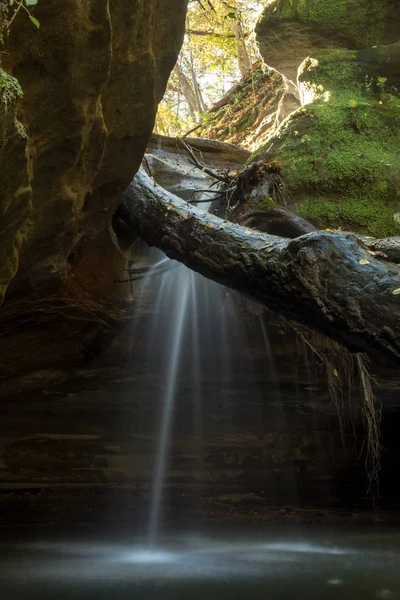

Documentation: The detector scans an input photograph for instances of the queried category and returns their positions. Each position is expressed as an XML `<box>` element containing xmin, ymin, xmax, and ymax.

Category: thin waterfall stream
<box><xmin>126</xmin><ymin>158</ymin><xmax>285</xmax><ymax>544</ymax></box>
<box><xmin>138</xmin><ymin>255</ymin><xmax>240</xmax><ymax>545</ymax></box>
<box><xmin>130</xmin><ymin>182</ymin><xmax>256</xmax><ymax>544</ymax></box>
<box><xmin>147</xmin><ymin>262</ymin><xmax>193</xmax><ymax>545</ymax></box>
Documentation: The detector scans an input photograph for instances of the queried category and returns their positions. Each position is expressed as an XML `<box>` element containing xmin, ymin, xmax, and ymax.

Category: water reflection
<box><xmin>1</xmin><ymin>532</ymin><xmax>400</xmax><ymax>599</ymax></box>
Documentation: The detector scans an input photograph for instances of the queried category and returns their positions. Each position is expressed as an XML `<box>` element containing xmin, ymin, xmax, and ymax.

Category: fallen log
<box><xmin>120</xmin><ymin>170</ymin><xmax>400</xmax><ymax>365</ymax></box>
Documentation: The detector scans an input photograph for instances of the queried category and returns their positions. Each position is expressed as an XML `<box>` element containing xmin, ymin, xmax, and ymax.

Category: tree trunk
<box><xmin>120</xmin><ymin>170</ymin><xmax>400</xmax><ymax>366</ymax></box>
<box><xmin>174</xmin><ymin>61</ymin><xmax>198</xmax><ymax>119</ymax></box>
<box><xmin>234</xmin><ymin>19</ymin><xmax>251</xmax><ymax>77</ymax></box>
<box><xmin>190</xmin><ymin>52</ymin><xmax>208</xmax><ymax>114</ymax></box>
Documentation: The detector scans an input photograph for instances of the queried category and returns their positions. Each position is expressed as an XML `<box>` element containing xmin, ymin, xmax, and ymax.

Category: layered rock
<box><xmin>0</xmin><ymin>0</ymin><xmax>187</xmax><ymax>378</ymax></box>
<box><xmin>0</xmin><ymin>67</ymin><xmax>29</xmax><ymax>305</ymax></box>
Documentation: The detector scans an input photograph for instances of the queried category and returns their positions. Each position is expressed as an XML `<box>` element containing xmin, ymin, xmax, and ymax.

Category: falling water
<box><xmin>143</xmin><ymin>253</ymin><xmax>237</xmax><ymax>544</ymax></box>
<box><xmin>126</xmin><ymin>158</ymin><xmax>292</xmax><ymax>544</ymax></box>
<box><xmin>147</xmin><ymin>262</ymin><xmax>192</xmax><ymax>545</ymax></box>
<box><xmin>133</xmin><ymin>248</ymin><xmax>289</xmax><ymax>544</ymax></box>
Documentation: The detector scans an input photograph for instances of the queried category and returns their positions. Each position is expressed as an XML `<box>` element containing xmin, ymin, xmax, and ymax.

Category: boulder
<box><xmin>256</xmin><ymin>0</ymin><xmax>399</xmax><ymax>89</ymax></box>
<box><xmin>252</xmin><ymin>47</ymin><xmax>400</xmax><ymax>237</ymax></box>
<box><xmin>0</xmin><ymin>0</ymin><xmax>187</xmax><ymax>377</ymax></box>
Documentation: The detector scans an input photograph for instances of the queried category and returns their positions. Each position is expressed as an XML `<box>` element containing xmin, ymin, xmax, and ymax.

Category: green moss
<box><xmin>258</xmin><ymin>48</ymin><xmax>400</xmax><ymax>237</ymax></box>
<box><xmin>255</xmin><ymin>196</ymin><xmax>277</xmax><ymax>210</ymax></box>
<box><xmin>259</xmin><ymin>0</ymin><xmax>392</xmax><ymax>48</ymax></box>
<box><xmin>299</xmin><ymin>196</ymin><xmax>400</xmax><ymax>238</ymax></box>
<box><xmin>0</xmin><ymin>68</ymin><xmax>23</xmax><ymax>106</ymax></box>
<box><xmin>300</xmin><ymin>49</ymin><xmax>360</xmax><ymax>91</ymax></box>
<box><xmin>278</xmin><ymin>94</ymin><xmax>400</xmax><ymax>188</ymax></box>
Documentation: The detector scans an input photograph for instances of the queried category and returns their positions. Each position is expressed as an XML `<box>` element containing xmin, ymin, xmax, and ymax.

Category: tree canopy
<box><xmin>156</xmin><ymin>0</ymin><xmax>263</xmax><ymax>135</ymax></box>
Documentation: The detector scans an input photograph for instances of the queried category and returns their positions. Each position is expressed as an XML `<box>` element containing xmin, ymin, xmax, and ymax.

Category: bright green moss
<box><xmin>0</xmin><ymin>68</ymin><xmax>23</xmax><ymax>106</ymax></box>
<box><xmin>259</xmin><ymin>0</ymin><xmax>391</xmax><ymax>48</ymax></box>
<box><xmin>298</xmin><ymin>196</ymin><xmax>400</xmax><ymax>238</ymax></box>
<box><xmin>277</xmin><ymin>94</ymin><xmax>400</xmax><ymax>188</ymax></box>
<box><xmin>255</xmin><ymin>196</ymin><xmax>277</xmax><ymax>210</ymax></box>
<box><xmin>256</xmin><ymin>47</ymin><xmax>400</xmax><ymax>237</ymax></box>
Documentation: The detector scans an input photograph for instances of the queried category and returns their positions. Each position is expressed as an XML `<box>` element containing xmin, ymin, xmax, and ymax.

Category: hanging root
<box><xmin>278</xmin><ymin>316</ymin><xmax>382</xmax><ymax>499</ymax></box>
<box><xmin>356</xmin><ymin>353</ymin><xmax>382</xmax><ymax>501</ymax></box>
<box><xmin>284</xmin><ymin>319</ymin><xmax>355</xmax><ymax>447</ymax></box>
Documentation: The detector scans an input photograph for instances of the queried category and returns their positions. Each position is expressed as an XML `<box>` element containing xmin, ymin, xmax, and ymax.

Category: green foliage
<box><xmin>0</xmin><ymin>68</ymin><xmax>23</xmax><ymax>106</ymax></box>
<box><xmin>6</xmin><ymin>0</ymin><xmax>40</xmax><ymax>32</ymax></box>
<box><xmin>196</xmin><ymin>62</ymin><xmax>284</xmax><ymax>148</ymax></box>
<box><xmin>157</xmin><ymin>0</ymin><xmax>263</xmax><ymax>135</ymax></box>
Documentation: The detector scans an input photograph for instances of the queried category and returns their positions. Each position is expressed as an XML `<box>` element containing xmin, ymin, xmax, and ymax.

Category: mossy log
<box><xmin>121</xmin><ymin>170</ymin><xmax>400</xmax><ymax>365</ymax></box>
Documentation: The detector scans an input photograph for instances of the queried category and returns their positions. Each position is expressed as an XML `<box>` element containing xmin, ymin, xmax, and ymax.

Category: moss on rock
<box><xmin>0</xmin><ymin>68</ymin><xmax>23</xmax><ymax>107</ymax></box>
<box><xmin>255</xmin><ymin>0</ymin><xmax>399</xmax><ymax>91</ymax></box>
<box><xmin>258</xmin><ymin>0</ymin><xmax>398</xmax><ymax>49</ymax></box>
<box><xmin>256</xmin><ymin>48</ymin><xmax>400</xmax><ymax>237</ymax></box>
<box><xmin>197</xmin><ymin>62</ymin><xmax>284</xmax><ymax>150</ymax></box>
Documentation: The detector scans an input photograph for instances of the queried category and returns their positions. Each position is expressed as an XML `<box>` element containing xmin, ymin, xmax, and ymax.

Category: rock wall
<box><xmin>252</xmin><ymin>0</ymin><xmax>400</xmax><ymax>237</ymax></box>
<box><xmin>2</xmin><ymin>296</ymin><xmax>399</xmax><ymax>528</ymax></box>
<box><xmin>0</xmin><ymin>0</ymin><xmax>187</xmax><ymax>377</ymax></box>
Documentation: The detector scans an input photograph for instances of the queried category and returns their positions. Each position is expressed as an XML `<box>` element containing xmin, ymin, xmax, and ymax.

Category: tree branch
<box><xmin>186</xmin><ymin>29</ymin><xmax>246</xmax><ymax>38</ymax></box>
<box><xmin>177</xmin><ymin>137</ymin><xmax>233</xmax><ymax>183</ymax></box>
<box><xmin>120</xmin><ymin>170</ymin><xmax>400</xmax><ymax>366</ymax></box>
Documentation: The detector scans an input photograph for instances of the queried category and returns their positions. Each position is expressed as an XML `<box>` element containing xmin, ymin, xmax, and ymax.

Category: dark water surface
<box><xmin>1</xmin><ymin>526</ymin><xmax>400</xmax><ymax>599</ymax></box>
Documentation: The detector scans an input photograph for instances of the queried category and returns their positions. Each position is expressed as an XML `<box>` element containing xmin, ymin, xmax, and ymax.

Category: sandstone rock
<box><xmin>0</xmin><ymin>67</ymin><xmax>30</xmax><ymax>305</ymax></box>
<box><xmin>256</xmin><ymin>0</ymin><xmax>399</xmax><ymax>89</ymax></box>
<box><xmin>0</xmin><ymin>0</ymin><xmax>187</xmax><ymax>376</ymax></box>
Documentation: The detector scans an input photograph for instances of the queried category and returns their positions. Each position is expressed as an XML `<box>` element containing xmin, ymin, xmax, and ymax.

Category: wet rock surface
<box><xmin>0</xmin><ymin>0</ymin><xmax>187</xmax><ymax>374</ymax></box>
<box><xmin>1</xmin><ymin>287</ymin><xmax>400</xmax><ymax>528</ymax></box>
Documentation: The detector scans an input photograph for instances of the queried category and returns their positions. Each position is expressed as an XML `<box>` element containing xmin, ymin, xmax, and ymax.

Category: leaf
<box><xmin>359</xmin><ymin>259</ymin><xmax>370</xmax><ymax>265</ymax></box>
<box><xmin>392</xmin><ymin>288</ymin><xmax>400</xmax><ymax>295</ymax></box>
<box><xmin>25</xmin><ymin>0</ymin><xmax>38</xmax><ymax>4</ymax></box>
<box><xmin>226</xmin><ymin>12</ymin><xmax>237</xmax><ymax>19</ymax></box>
<box><xmin>333</xmin><ymin>368</ymin><xmax>339</xmax><ymax>377</ymax></box>
<box><xmin>29</xmin><ymin>15</ymin><xmax>40</xmax><ymax>28</ymax></box>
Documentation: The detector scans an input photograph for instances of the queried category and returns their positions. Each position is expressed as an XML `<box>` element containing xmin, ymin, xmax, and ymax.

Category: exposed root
<box><xmin>279</xmin><ymin>316</ymin><xmax>382</xmax><ymax>500</ymax></box>
<box><xmin>177</xmin><ymin>138</ymin><xmax>292</xmax><ymax>219</ymax></box>
<box><xmin>356</xmin><ymin>354</ymin><xmax>382</xmax><ymax>501</ymax></box>
<box><xmin>177</xmin><ymin>137</ymin><xmax>233</xmax><ymax>184</ymax></box>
